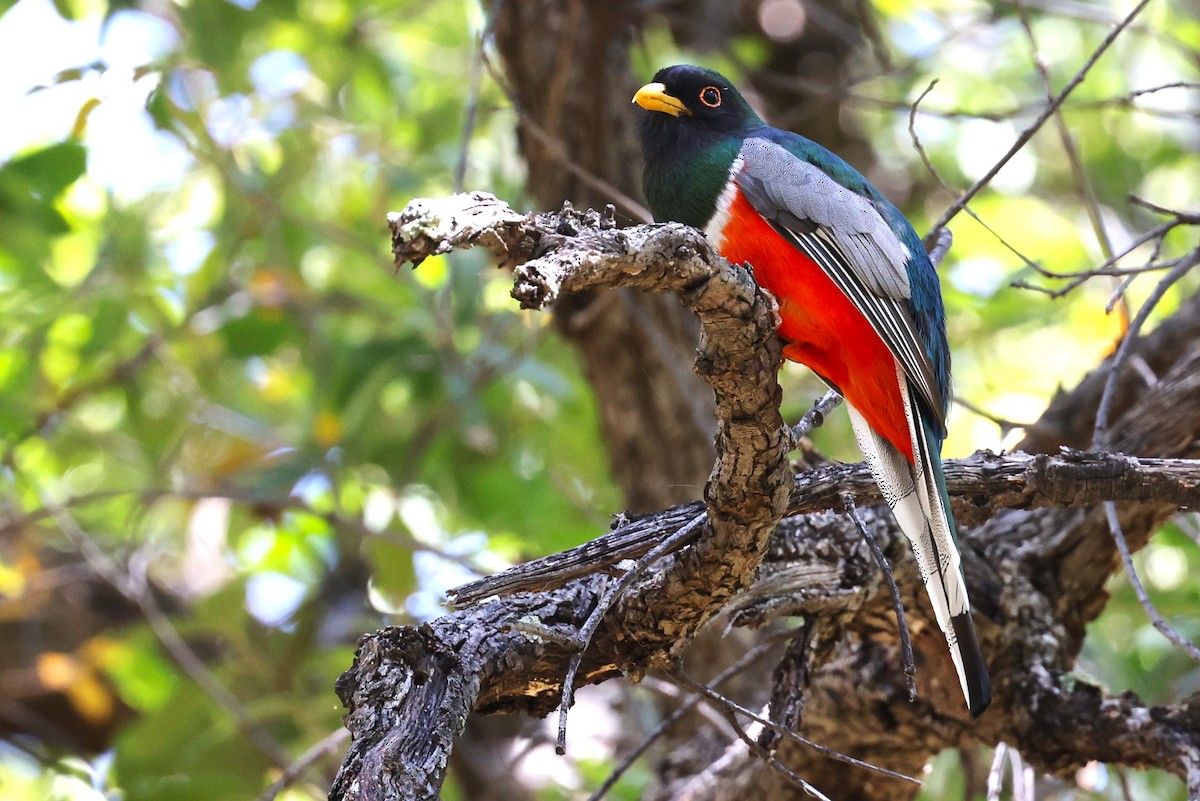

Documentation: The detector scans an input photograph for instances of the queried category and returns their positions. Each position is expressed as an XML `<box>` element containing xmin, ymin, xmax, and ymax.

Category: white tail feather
<box><xmin>845</xmin><ymin>361</ymin><xmax>973</xmax><ymax>704</ymax></box>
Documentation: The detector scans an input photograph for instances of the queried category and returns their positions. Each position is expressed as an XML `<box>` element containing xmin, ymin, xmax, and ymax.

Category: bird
<box><xmin>633</xmin><ymin>64</ymin><xmax>991</xmax><ymax>717</ymax></box>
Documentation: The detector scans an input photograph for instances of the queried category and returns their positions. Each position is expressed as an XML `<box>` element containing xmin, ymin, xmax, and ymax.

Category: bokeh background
<box><xmin>0</xmin><ymin>0</ymin><xmax>1197</xmax><ymax>798</ymax></box>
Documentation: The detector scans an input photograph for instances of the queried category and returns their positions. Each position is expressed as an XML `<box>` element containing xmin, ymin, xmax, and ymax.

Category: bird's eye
<box><xmin>699</xmin><ymin>86</ymin><xmax>722</xmax><ymax>108</ymax></box>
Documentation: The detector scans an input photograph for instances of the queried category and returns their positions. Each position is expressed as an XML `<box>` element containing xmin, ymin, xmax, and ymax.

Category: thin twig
<box><xmin>1093</xmin><ymin>250</ymin><xmax>1198</xmax><ymax>449</ymax></box>
<box><xmin>700</xmin><ymin>690</ymin><xmax>832</xmax><ymax>801</ymax></box>
<box><xmin>255</xmin><ymin>727</ymin><xmax>350</xmax><ymax>801</ymax></box>
<box><xmin>1014</xmin><ymin>0</ymin><xmax>1126</xmax><ymax>324</ymax></box>
<box><xmin>669</xmin><ymin>670</ymin><xmax>921</xmax><ymax>785</ymax></box>
<box><xmin>6</xmin><ymin>485</ymin><xmax>482</xmax><ymax>573</ymax></box>
<box><xmin>641</xmin><ymin>676</ymin><xmax>740</xmax><ymax>739</ymax></box>
<box><xmin>1012</xmin><ymin>747</ymin><xmax>1033</xmax><ymax>801</ymax></box>
<box><xmin>480</xmin><ymin>51</ymin><xmax>652</xmax><ymax>223</ymax></box>
<box><xmin>986</xmin><ymin>742</ymin><xmax>1009</xmax><ymax>801</ymax></box>
<box><xmin>753</xmin><ymin>620</ymin><xmax>816</xmax><ymax>757</ymax></box>
<box><xmin>44</xmin><ymin>498</ymin><xmax>294</xmax><ymax>769</ymax></box>
<box><xmin>997</xmin><ymin>0</ymin><xmax>1195</xmax><ymax>58</ymax></box>
<box><xmin>1108</xmin><ymin>272</ymin><xmax>1141</xmax><ymax>313</ymax></box>
<box><xmin>909</xmin><ymin>81</ymin><xmax>956</xmax><ymax>199</ymax></box>
<box><xmin>927</xmin><ymin>227</ymin><xmax>953</xmax><ymax>269</ymax></box>
<box><xmin>1104</xmin><ymin>501</ymin><xmax>1200</xmax><ymax>664</ymax></box>
<box><xmin>883</xmin><ymin>81</ymin><xmax>1200</xmax><ymax>123</ymax></box>
<box><xmin>928</xmin><ymin>0</ymin><xmax>1154</xmax><ymax>242</ymax></box>
<box><xmin>1125</xmin><ymin>354</ymin><xmax>1159</xmax><ymax>390</ymax></box>
<box><xmin>1015</xmin><ymin>2</ymin><xmax>1116</xmax><ymax>266</ymax></box>
<box><xmin>1117</xmin><ymin>766</ymin><xmax>1137</xmax><ymax>801</ymax></box>
<box><xmin>790</xmin><ymin>390</ymin><xmax>844</xmax><ymax>446</ymax></box>
<box><xmin>557</xmin><ymin>511</ymin><xmax>709</xmax><ymax>754</ymax></box>
<box><xmin>587</xmin><ymin>630</ymin><xmax>797</xmax><ymax>801</ymax></box>
<box><xmin>1129</xmin><ymin>194</ymin><xmax>1200</xmax><ymax>217</ymax></box>
<box><xmin>908</xmin><ymin>82</ymin><xmax>1042</xmax><ymax>272</ymax></box>
<box><xmin>763</xmin><ymin>752</ymin><xmax>834</xmax><ymax>801</ymax></box>
<box><xmin>954</xmin><ymin>396</ymin><xmax>1031</xmax><ymax>439</ymax></box>
<box><xmin>453</xmin><ymin>33</ymin><xmax>485</xmax><ymax>193</ymax></box>
<box><xmin>1011</xmin><ymin>256</ymin><xmax>1181</xmax><ymax>293</ymax></box>
<box><xmin>1174</xmin><ymin>513</ymin><xmax>1200</xmax><ymax>550</ymax></box>
<box><xmin>839</xmin><ymin>492</ymin><xmax>917</xmax><ymax>700</ymax></box>
<box><xmin>1016</xmin><ymin>205</ymin><xmax>1199</xmax><ymax>284</ymax></box>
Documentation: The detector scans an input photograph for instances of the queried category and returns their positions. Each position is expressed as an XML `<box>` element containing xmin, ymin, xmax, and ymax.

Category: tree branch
<box><xmin>449</xmin><ymin>448</ymin><xmax>1200</xmax><ymax>605</ymax></box>
<box><xmin>332</xmin><ymin>193</ymin><xmax>791</xmax><ymax>800</ymax></box>
<box><xmin>331</xmin><ymin>193</ymin><xmax>1200</xmax><ymax>801</ymax></box>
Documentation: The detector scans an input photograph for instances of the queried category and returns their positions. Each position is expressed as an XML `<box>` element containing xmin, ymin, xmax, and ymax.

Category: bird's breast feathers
<box><xmin>709</xmin><ymin>136</ymin><xmax>946</xmax><ymax>429</ymax></box>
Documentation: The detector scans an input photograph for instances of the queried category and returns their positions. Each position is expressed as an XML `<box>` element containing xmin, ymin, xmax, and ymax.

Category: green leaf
<box><xmin>217</xmin><ymin>310</ymin><xmax>293</xmax><ymax>358</ymax></box>
<box><xmin>115</xmin><ymin>684</ymin><xmax>266</xmax><ymax>801</ymax></box>
<box><xmin>0</xmin><ymin>141</ymin><xmax>87</xmax><ymax>201</ymax></box>
<box><xmin>178</xmin><ymin>0</ymin><xmax>252</xmax><ymax>75</ymax></box>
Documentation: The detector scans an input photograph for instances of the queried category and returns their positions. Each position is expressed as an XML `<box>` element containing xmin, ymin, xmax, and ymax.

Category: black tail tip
<box><xmin>968</xmin><ymin>670</ymin><xmax>992</xmax><ymax>719</ymax></box>
<box><xmin>952</xmin><ymin>612</ymin><xmax>993</xmax><ymax>718</ymax></box>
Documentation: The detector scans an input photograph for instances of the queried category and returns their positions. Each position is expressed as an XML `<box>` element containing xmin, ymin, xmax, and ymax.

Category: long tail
<box><xmin>845</xmin><ymin>374</ymin><xmax>992</xmax><ymax>717</ymax></box>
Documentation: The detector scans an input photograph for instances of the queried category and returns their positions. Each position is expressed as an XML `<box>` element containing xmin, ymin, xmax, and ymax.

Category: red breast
<box><xmin>712</xmin><ymin>184</ymin><xmax>914</xmax><ymax>462</ymax></box>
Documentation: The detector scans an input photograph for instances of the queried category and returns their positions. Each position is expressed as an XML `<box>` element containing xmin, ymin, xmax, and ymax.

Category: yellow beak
<box><xmin>632</xmin><ymin>82</ymin><xmax>691</xmax><ymax>117</ymax></box>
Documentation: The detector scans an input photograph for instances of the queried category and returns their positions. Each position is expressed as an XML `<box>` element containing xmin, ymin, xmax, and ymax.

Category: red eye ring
<box><xmin>699</xmin><ymin>86</ymin><xmax>722</xmax><ymax>108</ymax></box>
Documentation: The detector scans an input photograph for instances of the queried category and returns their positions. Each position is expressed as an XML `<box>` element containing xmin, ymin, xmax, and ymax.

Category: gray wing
<box><xmin>735</xmin><ymin>136</ymin><xmax>944</xmax><ymax>426</ymax></box>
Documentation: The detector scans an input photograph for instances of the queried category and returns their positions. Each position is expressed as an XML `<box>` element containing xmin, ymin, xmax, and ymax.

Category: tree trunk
<box><xmin>489</xmin><ymin>0</ymin><xmax>717</xmax><ymax>514</ymax></box>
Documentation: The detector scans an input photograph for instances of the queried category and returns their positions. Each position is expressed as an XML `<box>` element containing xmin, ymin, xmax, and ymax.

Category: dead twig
<box><xmin>556</xmin><ymin>511</ymin><xmax>708</xmax><ymax>754</ymax></box>
<box><xmin>668</xmin><ymin>669</ymin><xmax>920</xmax><ymax>786</ymax></box>
<box><xmin>255</xmin><ymin>728</ymin><xmax>351</xmax><ymax>801</ymax></box>
<box><xmin>1093</xmin><ymin>250</ymin><xmax>1199</xmax><ymax>449</ymax></box>
<box><xmin>927</xmin><ymin>0</ymin><xmax>1154</xmax><ymax>244</ymax></box>
<box><xmin>790</xmin><ymin>390</ymin><xmax>844</xmax><ymax>446</ymax></box>
<box><xmin>840</xmin><ymin>492</ymin><xmax>916</xmax><ymax>700</ymax></box>
<box><xmin>1104</xmin><ymin>502</ymin><xmax>1200</xmax><ymax>664</ymax></box>
<box><xmin>43</xmin><ymin>497</ymin><xmax>294</xmax><ymax>770</ymax></box>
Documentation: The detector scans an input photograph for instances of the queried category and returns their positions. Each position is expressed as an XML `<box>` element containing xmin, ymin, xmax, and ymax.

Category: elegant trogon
<box><xmin>634</xmin><ymin>64</ymin><xmax>991</xmax><ymax>717</ymax></box>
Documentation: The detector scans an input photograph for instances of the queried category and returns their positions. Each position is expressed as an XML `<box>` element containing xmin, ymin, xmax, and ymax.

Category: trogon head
<box><xmin>633</xmin><ymin>65</ymin><xmax>761</xmax><ymax>137</ymax></box>
<box><xmin>633</xmin><ymin>65</ymin><xmax>764</xmax><ymax>227</ymax></box>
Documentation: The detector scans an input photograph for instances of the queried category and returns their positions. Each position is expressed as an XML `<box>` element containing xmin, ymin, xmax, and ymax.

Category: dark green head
<box><xmin>634</xmin><ymin>65</ymin><xmax>763</xmax><ymax>227</ymax></box>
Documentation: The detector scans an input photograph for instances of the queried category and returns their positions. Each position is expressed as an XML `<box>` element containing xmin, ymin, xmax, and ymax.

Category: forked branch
<box><xmin>328</xmin><ymin>193</ymin><xmax>1200</xmax><ymax>801</ymax></box>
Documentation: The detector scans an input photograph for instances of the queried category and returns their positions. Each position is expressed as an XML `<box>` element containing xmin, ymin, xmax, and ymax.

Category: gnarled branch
<box><xmin>333</xmin><ymin>193</ymin><xmax>790</xmax><ymax>800</ymax></box>
<box><xmin>331</xmin><ymin>193</ymin><xmax>1200</xmax><ymax>801</ymax></box>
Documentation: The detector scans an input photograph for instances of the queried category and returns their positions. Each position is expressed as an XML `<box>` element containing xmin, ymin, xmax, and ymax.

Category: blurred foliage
<box><xmin>0</xmin><ymin>0</ymin><xmax>1197</xmax><ymax>798</ymax></box>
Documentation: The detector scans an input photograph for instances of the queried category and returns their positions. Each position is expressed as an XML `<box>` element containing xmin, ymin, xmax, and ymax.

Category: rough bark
<box><xmin>329</xmin><ymin>195</ymin><xmax>1200</xmax><ymax>801</ymax></box>
<box><xmin>485</xmin><ymin>4</ymin><xmax>886</xmax><ymax>777</ymax></box>
<box><xmin>662</xmin><ymin>297</ymin><xmax>1200</xmax><ymax>801</ymax></box>
<box><xmin>451</xmin><ymin>448</ymin><xmax>1200</xmax><ymax>606</ymax></box>
<box><xmin>330</xmin><ymin>194</ymin><xmax>791</xmax><ymax>801</ymax></box>
<box><xmin>481</xmin><ymin>5</ymin><xmax>1000</xmax><ymax>796</ymax></box>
